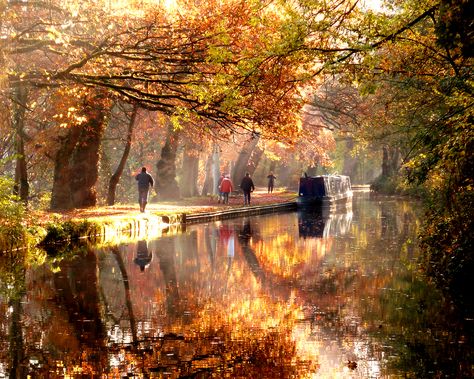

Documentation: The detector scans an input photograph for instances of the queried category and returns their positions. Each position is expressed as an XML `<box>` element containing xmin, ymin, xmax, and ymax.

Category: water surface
<box><xmin>1</xmin><ymin>193</ymin><xmax>472</xmax><ymax>378</ymax></box>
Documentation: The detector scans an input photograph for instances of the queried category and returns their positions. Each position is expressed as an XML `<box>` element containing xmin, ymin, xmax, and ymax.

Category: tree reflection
<box><xmin>155</xmin><ymin>238</ymin><xmax>180</xmax><ymax>319</ymax></box>
<box><xmin>298</xmin><ymin>210</ymin><xmax>326</xmax><ymax>238</ymax></box>
<box><xmin>52</xmin><ymin>247</ymin><xmax>107</xmax><ymax>372</ymax></box>
<box><xmin>106</xmin><ymin>326</ymin><xmax>317</xmax><ymax>377</ymax></box>
<box><xmin>0</xmin><ymin>251</ymin><xmax>26</xmax><ymax>378</ymax></box>
<box><xmin>112</xmin><ymin>245</ymin><xmax>138</xmax><ymax>345</ymax></box>
<box><xmin>362</xmin><ymin>272</ymin><xmax>474</xmax><ymax>377</ymax></box>
<box><xmin>2</xmin><ymin>196</ymin><xmax>473</xmax><ymax>377</ymax></box>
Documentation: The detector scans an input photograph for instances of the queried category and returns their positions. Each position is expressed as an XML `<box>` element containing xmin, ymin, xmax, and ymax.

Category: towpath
<box><xmin>42</xmin><ymin>188</ymin><xmax>298</xmax><ymax>223</ymax></box>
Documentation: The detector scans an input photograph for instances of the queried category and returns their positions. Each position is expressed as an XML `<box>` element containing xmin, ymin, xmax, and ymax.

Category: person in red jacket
<box><xmin>219</xmin><ymin>175</ymin><xmax>233</xmax><ymax>204</ymax></box>
<box><xmin>217</xmin><ymin>173</ymin><xmax>225</xmax><ymax>203</ymax></box>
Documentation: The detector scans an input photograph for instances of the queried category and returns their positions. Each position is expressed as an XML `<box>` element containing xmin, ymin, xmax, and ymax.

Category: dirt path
<box><xmin>42</xmin><ymin>188</ymin><xmax>298</xmax><ymax>222</ymax></box>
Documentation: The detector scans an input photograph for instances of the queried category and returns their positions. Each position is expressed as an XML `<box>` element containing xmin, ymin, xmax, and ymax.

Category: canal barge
<box><xmin>297</xmin><ymin>174</ymin><xmax>353</xmax><ymax>209</ymax></box>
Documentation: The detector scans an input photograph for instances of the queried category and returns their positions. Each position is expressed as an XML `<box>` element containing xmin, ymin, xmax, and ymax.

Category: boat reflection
<box><xmin>298</xmin><ymin>209</ymin><xmax>353</xmax><ymax>238</ymax></box>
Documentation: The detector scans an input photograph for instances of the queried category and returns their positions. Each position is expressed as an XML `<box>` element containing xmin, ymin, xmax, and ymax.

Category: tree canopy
<box><xmin>3</xmin><ymin>0</ymin><xmax>366</xmax><ymax>141</ymax></box>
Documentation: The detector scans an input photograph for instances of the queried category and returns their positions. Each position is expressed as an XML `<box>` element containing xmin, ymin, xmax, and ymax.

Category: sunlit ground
<box><xmin>39</xmin><ymin>188</ymin><xmax>298</xmax><ymax>223</ymax></box>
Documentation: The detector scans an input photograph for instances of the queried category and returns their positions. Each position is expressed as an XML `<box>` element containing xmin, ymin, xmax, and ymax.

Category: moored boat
<box><xmin>297</xmin><ymin>174</ymin><xmax>353</xmax><ymax>209</ymax></box>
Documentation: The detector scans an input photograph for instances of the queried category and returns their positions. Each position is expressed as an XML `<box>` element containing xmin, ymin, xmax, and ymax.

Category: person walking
<box><xmin>219</xmin><ymin>175</ymin><xmax>233</xmax><ymax>204</ymax></box>
<box><xmin>135</xmin><ymin>167</ymin><xmax>154</xmax><ymax>212</ymax></box>
<box><xmin>267</xmin><ymin>171</ymin><xmax>276</xmax><ymax>193</ymax></box>
<box><xmin>240</xmin><ymin>172</ymin><xmax>255</xmax><ymax>206</ymax></box>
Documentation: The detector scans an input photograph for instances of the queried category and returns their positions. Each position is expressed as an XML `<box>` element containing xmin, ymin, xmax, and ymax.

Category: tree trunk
<box><xmin>70</xmin><ymin>112</ymin><xmax>107</xmax><ymax>208</ymax></box>
<box><xmin>107</xmin><ymin>104</ymin><xmax>137</xmax><ymax>205</ymax></box>
<box><xmin>180</xmin><ymin>140</ymin><xmax>200</xmax><ymax>198</ymax></box>
<box><xmin>201</xmin><ymin>152</ymin><xmax>214</xmax><ymax>196</ymax></box>
<box><xmin>269</xmin><ymin>159</ymin><xmax>276</xmax><ymax>173</ymax></box>
<box><xmin>51</xmin><ymin>91</ymin><xmax>109</xmax><ymax>210</ymax></box>
<box><xmin>155</xmin><ymin>122</ymin><xmax>180</xmax><ymax>200</ymax></box>
<box><xmin>342</xmin><ymin>138</ymin><xmax>358</xmax><ymax>177</ymax></box>
<box><xmin>50</xmin><ymin>125</ymin><xmax>82</xmax><ymax>209</ymax></box>
<box><xmin>306</xmin><ymin>166</ymin><xmax>318</xmax><ymax>176</ymax></box>
<box><xmin>12</xmin><ymin>83</ymin><xmax>29</xmax><ymax>204</ymax></box>
<box><xmin>381</xmin><ymin>145</ymin><xmax>400</xmax><ymax>178</ymax></box>
<box><xmin>231</xmin><ymin>133</ymin><xmax>260</xmax><ymax>188</ymax></box>
<box><xmin>212</xmin><ymin>144</ymin><xmax>220</xmax><ymax>195</ymax></box>
<box><xmin>279</xmin><ymin>164</ymin><xmax>293</xmax><ymax>188</ymax></box>
<box><xmin>70</xmin><ymin>94</ymin><xmax>109</xmax><ymax>208</ymax></box>
<box><xmin>246</xmin><ymin>145</ymin><xmax>264</xmax><ymax>176</ymax></box>
<box><xmin>382</xmin><ymin>145</ymin><xmax>390</xmax><ymax>177</ymax></box>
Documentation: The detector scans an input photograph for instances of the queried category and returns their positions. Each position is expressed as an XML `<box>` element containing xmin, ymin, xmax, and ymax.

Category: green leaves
<box><xmin>0</xmin><ymin>176</ymin><xmax>25</xmax><ymax>226</ymax></box>
<box><xmin>0</xmin><ymin>176</ymin><xmax>27</xmax><ymax>251</ymax></box>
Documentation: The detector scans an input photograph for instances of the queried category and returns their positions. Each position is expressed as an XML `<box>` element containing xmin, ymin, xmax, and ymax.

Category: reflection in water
<box><xmin>156</xmin><ymin>237</ymin><xmax>180</xmax><ymax>319</ymax></box>
<box><xmin>219</xmin><ymin>223</ymin><xmax>235</xmax><ymax>276</ymax></box>
<box><xmin>238</xmin><ymin>218</ymin><xmax>263</xmax><ymax>280</ymax></box>
<box><xmin>0</xmin><ymin>194</ymin><xmax>473</xmax><ymax>377</ymax></box>
<box><xmin>298</xmin><ymin>210</ymin><xmax>353</xmax><ymax>238</ymax></box>
<box><xmin>134</xmin><ymin>239</ymin><xmax>153</xmax><ymax>272</ymax></box>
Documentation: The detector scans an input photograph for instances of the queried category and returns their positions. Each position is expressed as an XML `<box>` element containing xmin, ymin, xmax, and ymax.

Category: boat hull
<box><xmin>297</xmin><ymin>192</ymin><xmax>353</xmax><ymax>210</ymax></box>
<box><xmin>297</xmin><ymin>174</ymin><xmax>353</xmax><ymax>210</ymax></box>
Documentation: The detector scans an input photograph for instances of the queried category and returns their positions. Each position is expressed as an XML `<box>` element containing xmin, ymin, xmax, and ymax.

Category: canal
<box><xmin>1</xmin><ymin>192</ymin><xmax>473</xmax><ymax>377</ymax></box>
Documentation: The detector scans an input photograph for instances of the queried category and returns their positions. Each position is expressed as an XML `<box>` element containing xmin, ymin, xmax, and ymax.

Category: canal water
<box><xmin>1</xmin><ymin>193</ymin><xmax>473</xmax><ymax>378</ymax></box>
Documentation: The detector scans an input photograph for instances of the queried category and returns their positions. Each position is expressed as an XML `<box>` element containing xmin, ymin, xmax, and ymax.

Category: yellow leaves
<box><xmin>45</xmin><ymin>25</ymin><xmax>70</xmax><ymax>46</ymax></box>
<box><xmin>170</xmin><ymin>107</ymin><xmax>190</xmax><ymax>130</ymax></box>
<box><xmin>206</xmin><ymin>45</ymin><xmax>233</xmax><ymax>64</ymax></box>
<box><xmin>52</xmin><ymin>106</ymin><xmax>87</xmax><ymax>128</ymax></box>
<box><xmin>67</xmin><ymin>107</ymin><xmax>77</xmax><ymax>116</ymax></box>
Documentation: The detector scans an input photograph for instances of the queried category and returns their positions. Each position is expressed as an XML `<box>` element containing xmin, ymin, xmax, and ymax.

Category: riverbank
<box><xmin>45</xmin><ymin>188</ymin><xmax>297</xmax><ymax>222</ymax></box>
<box><xmin>31</xmin><ymin>189</ymin><xmax>298</xmax><ymax>248</ymax></box>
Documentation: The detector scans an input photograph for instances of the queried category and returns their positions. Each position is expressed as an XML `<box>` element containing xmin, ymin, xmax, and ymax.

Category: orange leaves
<box><xmin>4</xmin><ymin>0</ymin><xmax>360</xmax><ymax>144</ymax></box>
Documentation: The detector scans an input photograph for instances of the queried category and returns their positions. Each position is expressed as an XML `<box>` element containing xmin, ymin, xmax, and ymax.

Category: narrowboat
<box><xmin>297</xmin><ymin>174</ymin><xmax>353</xmax><ymax>209</ymax></box>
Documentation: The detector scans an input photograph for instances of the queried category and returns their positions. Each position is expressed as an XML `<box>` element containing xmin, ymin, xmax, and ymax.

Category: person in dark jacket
<box><xmin>267</xmin><ymin>171</ymin><xmax>276</xmax><ymax>193</ymax></box>
<box><xmin>240</xmin><ymin>172</ymin><xmax>255</xmax><ymax>206</ymax></box>
<box><xmin>135</xmin><ymin>167</ymin><xmax>154</xmax><ymax>212</ymax></box>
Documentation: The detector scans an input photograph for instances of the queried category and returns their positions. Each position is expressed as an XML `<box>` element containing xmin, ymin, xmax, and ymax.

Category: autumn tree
<box><xmin>50</xmin><ymin>87</ymin><xmax>112</xmax><ymax>209</ymax></box>
<box><xmin>179</xmin><ymin>135</ymin><xmax>202</xmax><ymax>198</ymax></box>
<box><xmin>231</xmin><ymin>132</ymin><xmax>261</xmax><ymax>189</ymax></box>
<box><xmin>155</xmin><ymin>120</ymin><xmax>181</xmax><ymax>200</ymax></box>
<box><xmin>106</xmin><ymin>102</ymin><xmax>138</xmax><ymax>206</ymax></box>
<box><xmin>323</xmin><ymin>0</ymin><xmax>474</xmax><ymax>303</ymax></box>
<box><xmin>4</xmin><ymin>0</ymin><xmax>409</xmax><ymax>209</ymax></box>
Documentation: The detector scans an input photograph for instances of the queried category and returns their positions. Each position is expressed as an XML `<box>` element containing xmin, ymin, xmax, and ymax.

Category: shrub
<box><xmin>0</xmin><ymin>176</ymin><xmax>27</xmax><ymax>251</ymax></box>
<box><xmin>419</xmin><ymin>191</ymin><xmax>474</xmax><ymax>309</ymax></box>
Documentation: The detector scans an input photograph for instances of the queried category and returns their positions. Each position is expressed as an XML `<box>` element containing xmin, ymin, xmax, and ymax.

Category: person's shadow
<box><xmin>134</xmin><ymin>240</ymin><xmax>153</xmax><ymax>272</ymax></box>
<box><xmin>238</xmin><ymin>219</ymin><xmax>252</xmax><ymax>243</ymax></box>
